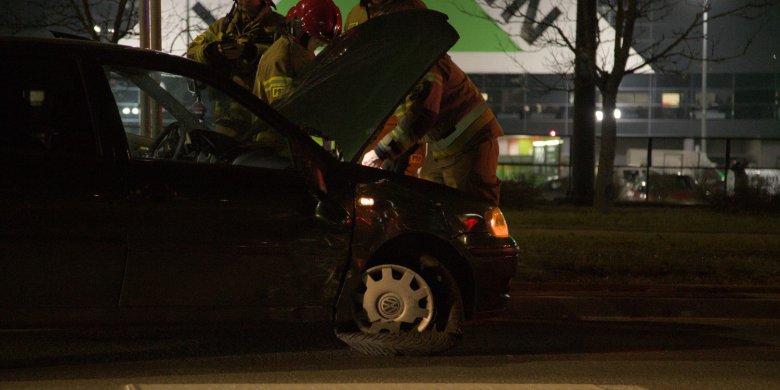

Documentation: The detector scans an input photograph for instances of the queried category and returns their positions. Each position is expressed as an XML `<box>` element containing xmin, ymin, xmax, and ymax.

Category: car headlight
<box><xmin>486</xmin><ymin>208</ymin><xmax>509</xmax><ymax>237</ymax></box>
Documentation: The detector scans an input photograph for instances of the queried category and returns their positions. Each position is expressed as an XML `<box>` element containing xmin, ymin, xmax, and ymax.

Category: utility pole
<box><xmin>701</xmin><ymin>0</ymin><xmax>709</xmax><ymax>154</ymax></box>
<box><xmin>139</xmin><ymin>0</ymin><xmax>162</xmax><ymax>138</ymax></box>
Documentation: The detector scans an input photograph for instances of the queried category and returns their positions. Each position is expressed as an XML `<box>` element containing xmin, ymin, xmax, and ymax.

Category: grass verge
<box><xmin>504</xmin><ymin>206</ymin><xmax>780</xmax><ymax>285</ymax></box>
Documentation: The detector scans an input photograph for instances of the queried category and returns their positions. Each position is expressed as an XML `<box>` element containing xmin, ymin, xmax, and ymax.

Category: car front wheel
<box><xmin>336</xmin><ymin>257</ymin><xmax>463</xmax><ymax>356</ymax></box>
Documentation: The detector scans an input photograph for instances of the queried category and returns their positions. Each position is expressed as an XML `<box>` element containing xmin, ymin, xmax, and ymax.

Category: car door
<box><xmin>0</xmin><ymin>50</ymin><xmax>127</xmax><ymax>316</ymax></box>
<box><xmin>100</xmin><ymin>65</ymin><xmax>351</xmax><ymax>322</ymax></box>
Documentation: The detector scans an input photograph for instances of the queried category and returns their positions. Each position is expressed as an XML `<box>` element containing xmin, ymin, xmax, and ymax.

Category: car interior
<box><xmin>104</xmin><ymin>65</ymin><xmax>293</xmax><ymax>170</ymax></box>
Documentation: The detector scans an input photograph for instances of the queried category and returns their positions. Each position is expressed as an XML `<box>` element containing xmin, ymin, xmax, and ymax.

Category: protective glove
<box><xmin>361</xmin><ymin>150</ymin><xmax>384</xmax><ymax>168</ymax></box>
<box><xmin>218</xmin><ymin>42</ymin><xmax>245</xmax><ymax>60</ymax></box>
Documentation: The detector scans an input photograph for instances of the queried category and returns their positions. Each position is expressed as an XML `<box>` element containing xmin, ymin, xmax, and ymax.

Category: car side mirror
<box><xmin>310</xmin><ymin>165</ymin><xmax>328</xmax><ymax>196</ymax></box>
<box><xmin>303</xmin><ymin>163</ymin><xmax>349</xmax><ymax>229</ymax></box>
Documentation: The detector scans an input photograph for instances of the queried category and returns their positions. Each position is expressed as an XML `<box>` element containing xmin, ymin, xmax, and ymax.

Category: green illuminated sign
<box><xmin>275</xmin><ymin>0</ymin><xmax>520</xmax><ymax>52</ymax></box>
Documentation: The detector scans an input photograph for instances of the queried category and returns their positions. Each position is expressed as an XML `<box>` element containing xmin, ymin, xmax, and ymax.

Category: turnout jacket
<box><xmin>186</xmin><ymin>9</ymin><xmax>285</xmax><ymax>90</ymax></box>
<box><xmin>374</xmin><ymin>54</ymin><xmax>504</xmax><ymax>161</ymax></box>
<box><xmin>253</xmin><ymin>35</ymin><xmax>315</xmax><ymax>104</ymax></box>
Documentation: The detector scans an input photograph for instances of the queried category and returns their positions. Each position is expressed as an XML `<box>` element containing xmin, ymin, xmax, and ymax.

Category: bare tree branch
<box><xmin>1</xmin><ymin>0</ymin><xmax>138</xmax><ymax>43</ymax></box>
<box><xmin>476</xmin><ymin>0</ymin><xmax>778</xmax><ymax>210</ymax></box>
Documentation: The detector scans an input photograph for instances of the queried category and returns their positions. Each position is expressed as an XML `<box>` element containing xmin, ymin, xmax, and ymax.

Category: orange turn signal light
<box><xmin>486</xmin><ymin>208</ymin><xmax>509</xmax><ymax>237</ymax></box>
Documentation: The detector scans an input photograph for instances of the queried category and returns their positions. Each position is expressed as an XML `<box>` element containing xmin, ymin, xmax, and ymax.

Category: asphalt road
<box><xmin>0</xmin><ymin>316</ymin><xmax>779</xmax><ymax>390</ymax></box>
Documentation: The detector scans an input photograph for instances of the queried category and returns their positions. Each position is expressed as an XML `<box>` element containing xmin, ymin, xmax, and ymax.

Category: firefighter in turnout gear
<box><xmin>345</xmin><ymin>0</ymin><xmax>428</xmax><ymax>177</ymax></box>
<box><xmin>253</xmin><ymin>0</ymin><xmax>342</xmax><ymax>104</ymax></box>
<box><xmin>251</xmin><ymin>0</ymin><xmax>341</xmax><ymax>152</ymax></box>
<box><xmin>362</xmin><ymin>55</ymin><xmax>504</xmax><ymax>206</ymax></box>
<box><xmin>186</xmin><ymin>0</ymin><xmax>284</xmax><ymax>136</ymax></box>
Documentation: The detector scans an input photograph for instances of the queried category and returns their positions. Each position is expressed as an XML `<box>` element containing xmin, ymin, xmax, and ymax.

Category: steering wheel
<box><xmin>149</xmin><ymin>121</ymin><xmax>187</xmax><ymax>160</ymax></box>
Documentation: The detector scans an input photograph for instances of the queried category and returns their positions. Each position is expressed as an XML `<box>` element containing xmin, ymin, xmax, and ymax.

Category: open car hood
<box><xmin>274</xmin><ymin>9</ymin><xmax>459</xmax><ymax>163</ymax></box>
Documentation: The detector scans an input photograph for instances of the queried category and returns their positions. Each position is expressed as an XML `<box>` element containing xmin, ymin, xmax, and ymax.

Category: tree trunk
<box><xmin>571</xmin><ymin>0</ymin><xmax>597</xmax><ymax>207</ymax></box>
<box><xmin>594</xmin><ymin>92</ymin><xmax>618</xmax><ymax>212</ymax></box>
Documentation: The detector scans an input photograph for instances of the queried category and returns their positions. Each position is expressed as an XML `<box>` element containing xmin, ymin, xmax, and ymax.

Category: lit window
<box><xmin>28</xmin><ymin>90</ymin><xmax>45</xmax><ymax>106</ymax></box>
<box><xmin>662</xmin><ymin>93</ymin><xmax>680</xmax><ymax>108</ymax></box>
<box><xmin>595</xmin><ymin>109</ymin><xmax>621</xmax><ymax>121</ymax></box>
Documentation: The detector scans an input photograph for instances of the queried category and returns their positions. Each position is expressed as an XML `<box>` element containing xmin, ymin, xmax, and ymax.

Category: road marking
<box><xmin>128</xmin><ymin>384</ymin><xmax>649</xmax><ymax>390</ymax></box>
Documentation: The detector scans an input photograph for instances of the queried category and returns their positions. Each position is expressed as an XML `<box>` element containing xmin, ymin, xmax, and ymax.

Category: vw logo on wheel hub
<box><xmin>377</xmin><ymin>293</ymin><xmax>403</xmax><ymax>319</ymax></box>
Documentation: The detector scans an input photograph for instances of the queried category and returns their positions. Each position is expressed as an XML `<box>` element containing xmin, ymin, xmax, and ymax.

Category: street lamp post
<box><xmin>138</xmin><ymin>0</ymin><xmax>162</xmax><ymax>138</ymax></box>
<box><xmin>701</xmin><ymin>0</ymin><xmax>709</xmax><ymax>154</ymax></box>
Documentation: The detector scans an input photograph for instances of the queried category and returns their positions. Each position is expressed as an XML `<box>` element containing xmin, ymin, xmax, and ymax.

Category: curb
<box><xmin>507</xmin><ymin>283</ymin><xmax>780</xmax><ymax>319</ymax></box>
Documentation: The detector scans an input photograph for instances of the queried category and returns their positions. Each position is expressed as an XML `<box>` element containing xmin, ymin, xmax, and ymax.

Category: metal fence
<box><xmin>497</xmin><ymin>136</ymin><xmax>780</xmax><ymax>204</ymax></box>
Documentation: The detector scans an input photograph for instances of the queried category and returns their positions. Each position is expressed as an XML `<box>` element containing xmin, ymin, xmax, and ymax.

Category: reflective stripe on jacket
<box><xmin>374</xmin><ymin>55</ymin><xmax>503</xmax><ymax>161</ymax></box>
<box><xmin>253</xmin><ymin>35</ymin><xmax>315</xmax><ymax>104</ymax></box>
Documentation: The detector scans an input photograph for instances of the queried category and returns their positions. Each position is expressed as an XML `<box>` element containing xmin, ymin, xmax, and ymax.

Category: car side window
<box><xmin>0</xmin><ymin>54</ymin><xmax>96</xmax><ymax>156</ymax></box>
<box><xmin>103</xmin><ymin>65</ymin><xmax>292</xmax><ymax>170</ymax></box>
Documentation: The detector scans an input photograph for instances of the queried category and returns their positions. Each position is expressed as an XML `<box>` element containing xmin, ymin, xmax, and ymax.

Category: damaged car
<box><xmin>0</xmin><ymin>9</ymin><xmax>519</xmax><ymax>356</ymax></box>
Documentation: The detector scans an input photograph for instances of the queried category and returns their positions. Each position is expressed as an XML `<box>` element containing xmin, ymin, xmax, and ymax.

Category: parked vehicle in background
<box><xmin>624</xmin><ymin>173</ymin><xmax>706</xmax><ymax>205</ymax></box>
<box><xmin>111</xmin><ymin>75</ymin><xmax>192</xmax><ymax>134</ymax></box>
<box><xmin>726</xmin><ymin>168</ymin><xmax>780</xmax><ymax>195</ymax></box>
<box><xmin>537</xmin><ymin>177</ymin><xmax>569</xmax><ymax>201</ymax></box>
<box><xmin>624</xmin><ymin>148</ymin><xmax>723</xmax><ymax>197</ymax></box>
<box><xmin>625</xmin><ymin>148</ymin><xmax>718</xmax><ymax>177</ymax></box>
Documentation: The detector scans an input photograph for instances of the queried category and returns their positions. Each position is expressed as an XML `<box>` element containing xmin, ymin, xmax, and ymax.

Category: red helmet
<box><xmin>286</xmin><ymin>0</ymin><xmax>342</xmax><ymax>44</ymax></box>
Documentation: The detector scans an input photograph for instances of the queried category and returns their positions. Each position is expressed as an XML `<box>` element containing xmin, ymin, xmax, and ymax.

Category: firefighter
<box><xmin>253</xmin><ymin>0</ymin><xmax>342</xmax><ymax>104</ymax></box>
<box><xmin>344</xmin><ymin>0</ymin><xmax>427</xmax><ymax>32</ymax></box>
<box><xmin>186</xmin><ymin>0</ymin><xmax>285</xmax><ymax>135</ymax></box>
<box><xmin>251</xmin><ymin>0</ymin><xmax>341</xmax><ymax>152</ymax></box>
<box><xmin>361</xmin><ymin>55</ymin><xmax>504</xmax><ymax>206</ymax></box>
<box><xmin>344</xmin><ymin>0</ymin><xmax>428</xmax><ymax>177</ymax></box>
<box><xmin>187</xmin><ymin>0</ymin><xmax>284</xmax><ymax>90</ymax></box>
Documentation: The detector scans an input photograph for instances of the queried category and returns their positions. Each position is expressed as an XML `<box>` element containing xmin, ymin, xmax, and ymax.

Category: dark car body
<box><xmin>0</xmin><ymin>10</ymin><xmax>518</xmax><ymax>354</ymax></box>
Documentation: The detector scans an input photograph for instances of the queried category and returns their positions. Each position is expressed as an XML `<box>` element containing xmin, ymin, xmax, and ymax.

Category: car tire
<box><xmin>335</xmin><ymin>257</ymin><xmax>463</xmax><ymax>356</ymax></box>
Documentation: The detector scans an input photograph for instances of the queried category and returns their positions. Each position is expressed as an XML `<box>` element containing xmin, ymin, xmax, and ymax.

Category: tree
<box><xmin>162</xmin><ymin>1</ymin><xmax>232</xmax><ymax>54</ymax></box>
<box><xmin>481</xmin><ymin>0</ymin><xmax>775</xmax><ymax>211</ymax></box>
<box><xmin>0</xmin><ymin>0</ymin><xmax>138</xmax><ymax>43</ymax></box>
<box><xmin>572</xmin><ymin>0</ymin><xmax>597</xmax><ymax>206</ymax></box>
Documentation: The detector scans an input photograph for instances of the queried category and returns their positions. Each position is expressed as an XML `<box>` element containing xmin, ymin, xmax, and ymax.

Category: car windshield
<box><xmin>104</xmin><ymin>65</ymin><xmax>291</xmax><ymax>162</ymax></box>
